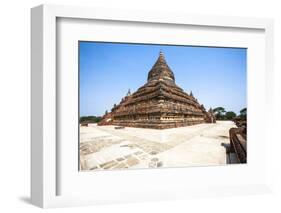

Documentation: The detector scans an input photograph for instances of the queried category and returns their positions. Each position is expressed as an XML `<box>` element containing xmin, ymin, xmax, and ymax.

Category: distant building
<box><xmin>99</xmin><ymin>52</ymin><xmax>215</xmax><ymax>129</ymax></box>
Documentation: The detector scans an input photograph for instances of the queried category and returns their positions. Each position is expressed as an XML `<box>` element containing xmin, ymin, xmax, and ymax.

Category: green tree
<box><xmin>239</xmin><ymin>108</ymin><xmax>247</xmax><ymax>120</ymax></box>
<box><xmin>213</xmin><ymin>107</ymin><xmax>226</xmax><ymax>120</ymax></box>
<box><xmin>79</xmin><ymin>116</ymin><xmax>102</xmax><ymax>123</ymax></box>
<box><xmin>225</xmin><ymin>111</ymin><xmax>237</xmax><ymax>120</ymax></box>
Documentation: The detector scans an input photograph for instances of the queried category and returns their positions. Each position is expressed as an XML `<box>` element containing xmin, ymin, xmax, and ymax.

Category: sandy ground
<box><xmin>80</xmin><ymin>121</ymin><xmax>236</xmax><ymax>171</ymax></box>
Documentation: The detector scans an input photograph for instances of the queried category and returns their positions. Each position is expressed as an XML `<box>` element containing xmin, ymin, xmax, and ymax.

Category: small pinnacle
<box><xmin>190</xmin><ymin>91</ymin><xmax>193</xmax><ymax>97</ymax></box>
<box><xmin>127</xmin><ymin>88</ymin><xmax>131</xmax><ymax>96</ymax></box>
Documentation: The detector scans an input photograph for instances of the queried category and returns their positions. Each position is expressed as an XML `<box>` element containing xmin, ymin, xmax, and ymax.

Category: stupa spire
<box><xmin>147</xmin><ymin>51</ymin><xmax>175</xmax><ymax>83</ymax></box>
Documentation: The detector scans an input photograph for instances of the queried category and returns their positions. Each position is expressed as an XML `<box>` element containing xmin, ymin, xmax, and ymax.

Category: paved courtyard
<box><xmin>80</xmin><ymin>121</ymin><xmax>236</xmax><ymax>171</ymax></box>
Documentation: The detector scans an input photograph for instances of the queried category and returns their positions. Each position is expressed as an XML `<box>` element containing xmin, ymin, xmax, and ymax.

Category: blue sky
<box><xmin>79</xmin><ymin>42</ymin><xmax>246</xmax><ymax>116</ymax></box>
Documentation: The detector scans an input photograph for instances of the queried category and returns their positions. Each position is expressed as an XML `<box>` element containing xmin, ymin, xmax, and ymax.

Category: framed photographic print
<box><xmin>31</xmin><ymin>4</ymin><xmax>274</xmax><ymax>208</ymax></box>
<box><xmin>79</xmin><ymin>42</ymin><xmax>246</xmax><ymax>171</ymax></box>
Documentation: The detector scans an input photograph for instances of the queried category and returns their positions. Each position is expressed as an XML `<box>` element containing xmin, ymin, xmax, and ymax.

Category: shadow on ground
<box><xmin>18</xmin><ymin>196</ymin><xmax>31</xmax><ymax>205</ymax></box>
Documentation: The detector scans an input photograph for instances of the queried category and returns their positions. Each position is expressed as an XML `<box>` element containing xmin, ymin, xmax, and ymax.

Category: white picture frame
<box><xmin>31</xmin><ymin>4</ymin><xmax>274</xmax><ymax>208</ymax></box>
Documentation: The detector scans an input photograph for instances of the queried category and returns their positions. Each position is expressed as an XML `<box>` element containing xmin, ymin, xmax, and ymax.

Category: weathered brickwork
<box><xmin>99</xmin><ymin>52</ymin><xmax>215</xmax><ymax>129</ymax></box>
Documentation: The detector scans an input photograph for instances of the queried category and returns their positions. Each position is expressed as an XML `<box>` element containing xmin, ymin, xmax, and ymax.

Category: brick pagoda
<box><xmin>98</xmin><ymin>52</ymin><xmax>215</xmax><ymax>129</ymax></box>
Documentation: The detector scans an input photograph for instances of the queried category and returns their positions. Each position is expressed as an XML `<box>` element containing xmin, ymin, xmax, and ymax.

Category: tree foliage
<box><xmin>213</xmin><ymin>107</ymin><xmax>226</xmax><ymax>120</ymax></box>
<box><xmin>80</xmin><ymin>116</ymin><xmax>102</xmax><ymax>123</ymax></box>
<box><xmin>212</xmin><ymin>107</ymin><xmax>246</xmax><ymax>121</ymax></box>
<box><xmin>225</xmin><ymin>111</ymin><xmax>237</xmax><ymax>120</ymax></box>
<box><xmin>239</xmin><ymin>108</ymin><xmax>247</xmax><ymax>120</ymax></box>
